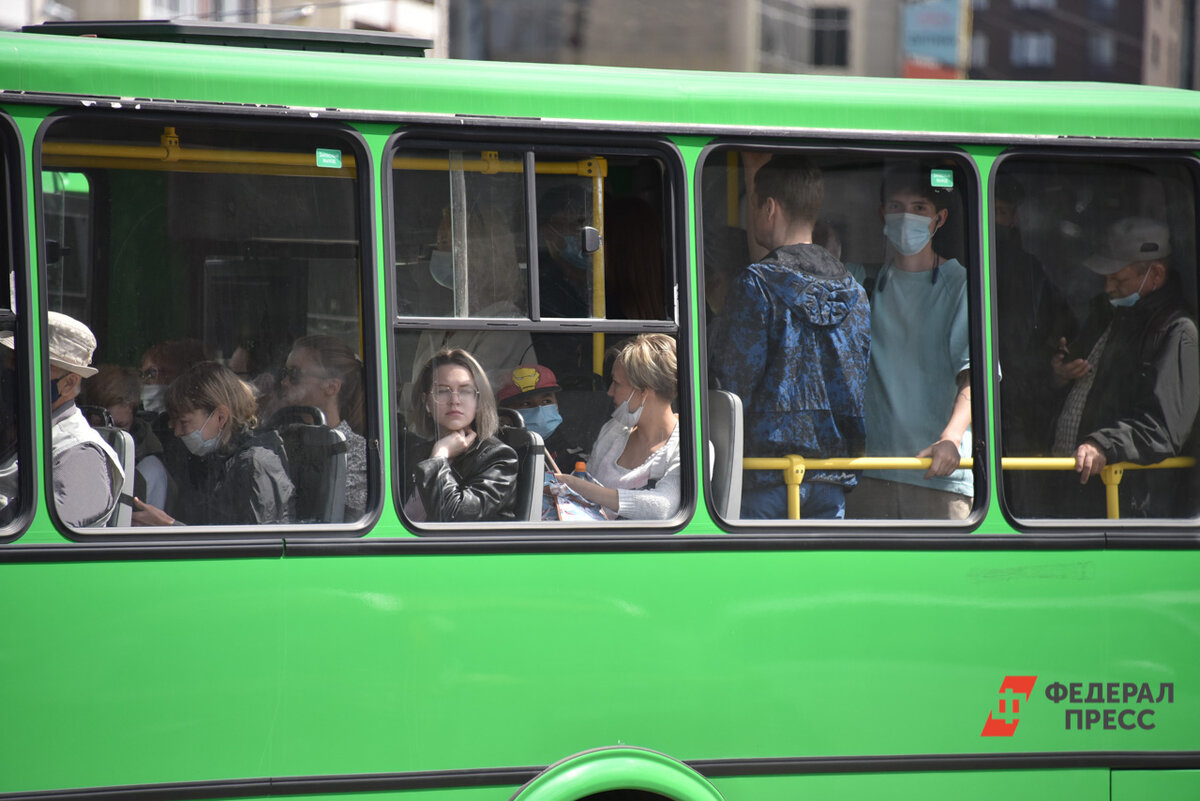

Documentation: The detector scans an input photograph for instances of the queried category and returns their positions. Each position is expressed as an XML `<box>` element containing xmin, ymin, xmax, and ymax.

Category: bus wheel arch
<box><xmin>510</xmin><ymin>746</ymin><xmax>724</xmax><ymax>801</ymax></box>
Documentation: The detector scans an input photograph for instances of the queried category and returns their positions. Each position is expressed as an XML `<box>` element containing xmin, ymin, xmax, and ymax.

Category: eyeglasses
<box><xmin>431</xmin><ymin>385</ymin><xmax>479</xmax><ymax>404</ymax></box>
<box><xmin>139</xmin><ymin>368</ymin><xmax>164</xmax><ymax>382</ymax></box>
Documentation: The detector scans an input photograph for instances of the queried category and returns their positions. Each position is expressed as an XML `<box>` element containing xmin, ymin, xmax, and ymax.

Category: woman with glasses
<box><xmin>131</xmin><ymin>361</ymin><xmax>295</xmax><ymax>526</ymax></box>
<box><xmin>403</xmin><ymin>348</ymin><xmax>518</xmax><ymax>523</ymax></box>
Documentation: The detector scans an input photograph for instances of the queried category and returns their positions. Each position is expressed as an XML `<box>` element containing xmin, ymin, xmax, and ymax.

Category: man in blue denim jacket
<box><xmin>710</xmin><ymin>154</ymin><xmax>870</xmax><ymax>520</ymax></box>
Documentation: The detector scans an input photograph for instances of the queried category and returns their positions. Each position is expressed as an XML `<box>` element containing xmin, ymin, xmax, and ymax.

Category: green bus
<box><xmin>0</xmin><ymin>20</ymin><xmax>1197</xmax><ymax>801</ymax></box>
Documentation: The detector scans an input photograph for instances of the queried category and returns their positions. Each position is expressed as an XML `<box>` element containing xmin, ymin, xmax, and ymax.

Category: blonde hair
<box><xmin>165</xmin><ymin>361</ymin><xmax>258</xmax><ymax>442</ymax></box>
<box><xmin>613</xmin><ymin>333</ymin><xmax>677</xmax><ymax>401</ymax></box>
<box><xmin>408</xmin><ymin>348</ymin><xmax>499</xmax><ymax>442</ymax></box>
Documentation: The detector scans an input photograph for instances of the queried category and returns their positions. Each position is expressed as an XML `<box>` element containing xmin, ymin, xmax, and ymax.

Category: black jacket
<box><xmin>1053</xmin><ymin>273</ymin><xmax>1199</xmax><ymax>516</ymax></box>
<box><xmin>175</xmin><ymin>429</ymin><xmax>296</xmax><ymax>525</ymax></box>
<box><xmin>405</xmin><ymin>432</ymin><xmax>518</xmax><ymax>524</ymax></box>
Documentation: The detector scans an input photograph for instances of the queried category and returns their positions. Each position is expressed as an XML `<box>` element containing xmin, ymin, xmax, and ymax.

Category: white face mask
<box><xmin>179</xmin><ymin>409</ymin><xmax>222</xmax><ymax>457</ymax></box>
<box><xmin>141</xmin><ymin>384</ymin><xmax>166</xmax><ymax>414</ymax></box>
<box><xmin>611</xmin><ymin>391</ymin><xmax>644</xmax><ymax>427</ymax></box>
<box><xmin>883</xmin><ymin>212</ymin><xmax>936</xmax><ymax>256</ymax></box>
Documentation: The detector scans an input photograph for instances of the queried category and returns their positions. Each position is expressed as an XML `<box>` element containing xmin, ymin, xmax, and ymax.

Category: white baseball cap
<box><xmin>1084</xmin><ymin>217</ymin><xmax>1171</xmax><ymax>276</ymax></box>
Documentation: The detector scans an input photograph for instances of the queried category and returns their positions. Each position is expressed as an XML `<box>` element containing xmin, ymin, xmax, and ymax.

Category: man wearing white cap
<box><xmin>44</xmin><ymin>311</ymin><xmax>124</xmax><ymax>526</ymax></box>
<box><xmin>1047</xmin><ymin>217</ymin><xmax>1198</xmax><ymax>517</ymax></box>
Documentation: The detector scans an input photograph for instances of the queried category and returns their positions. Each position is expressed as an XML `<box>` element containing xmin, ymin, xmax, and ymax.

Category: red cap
<box><xmin>496</xmin><ymin>364</ymin><xmax>561</xmax><ymax>404</ymax></box>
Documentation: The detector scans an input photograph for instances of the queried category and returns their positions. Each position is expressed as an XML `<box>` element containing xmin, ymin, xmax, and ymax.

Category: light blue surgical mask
<box><xmin>179</xmin><ymin>409</ymin><xmax>222</xmax><ymax>457</ymax></box>
<box><xmin>519</xmin><ymin>404</ymin><xmax>562</xmax><ymax>440</ymax></box>
<box><xmin>429</xmin><ymin>249</ymin><xmax>454</xmax><ymax>289</ymax></box>
<box><xmin>1109</xmin><ymin>268</ymin><xmax>1151</xmax><ymax>308</ymax></box>
<box><xmin>883</xmin><ymin>212</ymin><xmax>936</xmax><ymax>256</ymax></box>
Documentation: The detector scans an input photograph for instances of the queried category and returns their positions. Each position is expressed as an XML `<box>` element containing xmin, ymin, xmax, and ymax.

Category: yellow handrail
<box><xmin>740</xmin><ymin>455</ymin><xmax>1195</xmax><ymax>520</ymax></box>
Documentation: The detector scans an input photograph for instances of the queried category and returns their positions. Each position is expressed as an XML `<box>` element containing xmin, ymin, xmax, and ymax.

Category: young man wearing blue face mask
<box><xmin>496</xmin><ymin>364</ymin><xmax>581</xmax><ymax>470</ymax></box>
<box><xmin>846</xmin><ymin>164</ymin><xmax>974</xmax><ymax>521</ymax></box>
<box><xmin>1044</xmin><ymin>216</ymin><xmax>1199</xmax><ymax>518</ymax></box>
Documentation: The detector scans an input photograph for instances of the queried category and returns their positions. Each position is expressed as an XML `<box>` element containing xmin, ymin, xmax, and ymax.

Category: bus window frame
<box><xmin>694</xmin><ymin>140</ymin><xmax>992</xmax><ymax>534</ymax></box>
<box><xmin>31</xmin><ymin>110</ymin><xmax>384</xmax><ymax>541</ymax></box>
<box><xmin>384</xmin><ymin>127</ymin><xmax>696</xmax><ymax>536</ymax></box>
<box><xmin>0</xmin><ymin>110</ymin><xmax>35</xmax><ymax>543</ymax></box>
<box><xmin>989</xmin><ymin>147</ymin><xmax>1200</xmax><ymax>536</ymax></box>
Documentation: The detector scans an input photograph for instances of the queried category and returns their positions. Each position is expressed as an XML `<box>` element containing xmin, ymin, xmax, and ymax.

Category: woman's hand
<box><xmin>131</xmin><ymin>496</ymin><xmax>175</xmax><ymax>526</ymax></box>
<box><xmin>431</xmin><ymin>428</ymin><xmax>476</xmax><ymax>460</ymax></box>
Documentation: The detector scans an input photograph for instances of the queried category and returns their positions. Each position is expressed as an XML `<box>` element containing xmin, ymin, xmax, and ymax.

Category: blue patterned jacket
<box><xmin>711</xmin><ymin>243</ymin><xmax>870</xmax><ymax>490</ymax></box>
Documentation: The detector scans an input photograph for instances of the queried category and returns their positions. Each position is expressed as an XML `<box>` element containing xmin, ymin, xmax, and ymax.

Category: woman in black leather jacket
<box><xmin>404</xmin><ymin>348</ymin><xmax>518</xmax><ymax>523</ymax></box>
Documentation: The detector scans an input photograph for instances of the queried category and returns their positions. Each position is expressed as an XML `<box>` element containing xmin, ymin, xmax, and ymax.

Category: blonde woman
<box><xmin>404</xmin><ymin>348</ymin><xmax>518</xmax><ymax>523</ymax></box>
<box><xmin>554</xmin><ymin>334</ymin><xmax>680</xmax><ymax>520</ymax></box>
<box><xmin>132</xmin><ymin>362</ymin><xmax>294</xmax><ymax>526</ymax></box>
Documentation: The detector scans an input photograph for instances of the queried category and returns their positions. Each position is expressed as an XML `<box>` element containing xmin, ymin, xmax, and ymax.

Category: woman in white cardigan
<box><xmin>554</xmin><ymin>333</ymin><xmax>680</xmax><ymax>520</ymax></box>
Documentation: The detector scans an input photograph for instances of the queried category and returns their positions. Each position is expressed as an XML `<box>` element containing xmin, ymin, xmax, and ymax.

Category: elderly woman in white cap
<box><xmin>42</xmin><ymin>311</ymin><xmax>124</xmax><ymax>527</ymax></box>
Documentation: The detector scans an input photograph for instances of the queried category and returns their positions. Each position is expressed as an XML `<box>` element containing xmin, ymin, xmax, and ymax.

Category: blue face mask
<box><xmin>883</xmin><ymin>212</ymin><xmax>936</xmax><ymax>256</ymax></box>
<box><xmin>519</xmin><ymin>404</ymin><xmax>562</xmax><ymax>440</ymax></box>
<box><xmin>429</xmin><ymin>249</ymin><xmax>454</xmax><ymax>289</ymax></box>
<box><xmin>1109</xmin><ymin>268</ymin><xmax>1151</xmax><ymax>308</ymax></box>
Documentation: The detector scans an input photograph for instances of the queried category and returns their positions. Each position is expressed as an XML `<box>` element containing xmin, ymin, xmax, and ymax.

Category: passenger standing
<box><xmin>710</xmin><ymin>154</ymin><xmax>870</xmax><ymax>520</ymax></box>
<box><xmin>847</xmin><ymin>165</ymin><xmax>973</xmax><ymax>520</ymax></box>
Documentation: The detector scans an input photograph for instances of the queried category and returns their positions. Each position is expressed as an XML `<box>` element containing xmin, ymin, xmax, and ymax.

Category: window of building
<box><xmin>1151</xmin><ymin>33</ymin><xmax>1162</xmax><ymax>68</ymax></box>
<box><xmin>1011</xmin><ymin>31</ymin><xmax>1056</xmax><ymax>67</ymax></box>
<box><xmin>38</xmin><ymin>116</ymin><xmax>374</xmax><ymax>532</ymax></box>
<box><xmin>390</xmin><ymin>138</ymin><xmax>685</xmax><ymax>530</ymax></box>
<box><xmin>812</xmin><ymin>8</ymin><xmax>850</xmax><ymax>68</ymax></box>
<box><xmin>1013</xmin><ymin>0</ymin><xmax>1056</xmax><ymax>8</ymax></box>
<box><xmin>759</xmin><ymin>0</ymin><xmax>809</xmax><ymax>73</ymax></box>
<box><xmin>1089</xmin><ymin>0</ymin><xmax>1117</xmax><ymax>20</ymax></box>
<box><xmin>971</xmin><ymin>33</ymin><xmax>989</xmax><ymax>69</ymax></box>
<box><xmin>699</xmin><ymin>148</ymin><xmax>980</xmax><ymax>525</ymax></box>
<box><xmin>1088</xmin><ymin>30</ymin><xmax>1115</xmax><ymax>68</ymax></box>
<box><xmin>993</xmin><ymin>156</ymin><xmax>1200</xmax><ymax>522</ymax></box>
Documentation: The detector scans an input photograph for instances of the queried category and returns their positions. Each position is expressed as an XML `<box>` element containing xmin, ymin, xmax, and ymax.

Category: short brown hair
<box><xmin>82</xmin><ymin>364</ymin><xmax>140</xmax><ymax>409</ymax></box>
<box><xmin>408</xmin><ymin>348</ymin><xmax>499</xmax><ymax>442</ymax></box>
<box><xmin>753</xmin><ymin>154</ymin><xmax>823</xmax><ymax>225</ymax></box>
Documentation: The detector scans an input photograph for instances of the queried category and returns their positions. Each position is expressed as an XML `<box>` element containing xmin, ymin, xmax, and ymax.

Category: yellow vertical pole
<box><xmin>1101</xmin><ymin>464</ymin><xmax>1124</xmax><ymax>520</ymax></box>
<box><xmin>785</xmin><ymin>455</ymin><xmax>806</xmax><ymax>520</ymax></box>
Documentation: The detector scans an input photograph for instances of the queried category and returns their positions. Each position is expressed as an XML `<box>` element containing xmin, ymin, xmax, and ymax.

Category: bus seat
<box><xmin>708</xmin><ymin>389</ymin><xmax>743</xmax><ymax>521</ymax></box>
<box><xmin>91</xmin><ymin>426</ymin><xmax>135</xmax><ymax>527</ymax></box>
<box><xmin>498</xmin><ymin>425</ymin><xmax>545</xmax><ymax>522</ymax></box>
<box><xmin>265</xmin><ymin>412</ymin><xmax>348</xmax><ymax>524</ymax></box>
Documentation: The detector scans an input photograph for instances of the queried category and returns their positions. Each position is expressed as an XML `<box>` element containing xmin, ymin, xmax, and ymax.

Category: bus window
<box><xmin>391</xmin><ymin>139</ymin><xmax>683</xmax><ymax>530</ymax></box>
<box><xmin>0</xmin><ymin>118</ymin><xmax>21</xmax><ymax>532</ymax></box>
<box><xmin>994</xmin><ymin>156</ymin><xmax>1200</xmax><ymax>521</ymax></box>
<box><xmin>39</xmin><ymin>116</ymin><xmax>373</xmax><ymax>531</ymax></box>
<box><xmin>700</xmin><ymin>148</ymin><xmax>979</xmax><ymax>524</ymax></box>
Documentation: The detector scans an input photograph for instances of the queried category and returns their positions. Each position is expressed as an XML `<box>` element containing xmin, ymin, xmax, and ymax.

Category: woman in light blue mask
<box><xmin>131</xmin><ymin>361</ymin><xmax>294</xmax><ymax>526</ymax></box>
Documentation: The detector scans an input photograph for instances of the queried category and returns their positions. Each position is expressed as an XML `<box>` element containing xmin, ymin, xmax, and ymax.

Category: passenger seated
<box><xmin>495</xmin><ymin>363</ymin><xmax>586</xmax><ymax>472</ymax></box>
<box><xmin>81</xmin><ymin>364</ymin><xmax>172</xmax><ymax>512</ymax></box>
<box><xmin>403</xmin><ymin>348</ymin><xmax>519</xmax><ymax>524</ymax></box>
<box><xmin>554</xmin><ymin>334</ymin><xmax>680</xmax><ymax>520</ymax></box>
<box><xmin>131</xmin><ymin>362</ymin><xmax>295</xmax><ymax>526</ymax></box>
<box><xmin>139</xmin><ymin>338</ymin><xmax>207</xmax><ymax>415</ymax></box>
<box><xmin>279</xmin><ymin>335</ymin><xmax>368</xmax><ymax>520</ymax></box>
